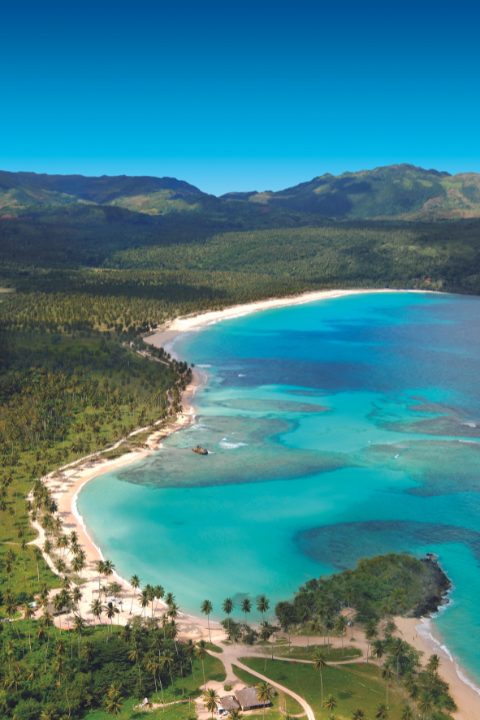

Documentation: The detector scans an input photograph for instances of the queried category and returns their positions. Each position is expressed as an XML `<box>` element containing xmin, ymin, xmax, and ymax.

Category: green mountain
<box><xmin>223</xmin><ymin>164</ymin><xmax>480</xmax><ymax>219</ymax></box>
<box><xmin>3</xmin><ymin>164</ymin><xmax>480</xmax><ymax>219</ymax></box>
<box><xmin>1</xmin><ymin>165</ymin><xmax>480</xmax><ymax>297</ymax></box>
<box><xmin>0</xmin><ymin>170</ymin><xmax>213</xmax><ymax>216</ymax></box>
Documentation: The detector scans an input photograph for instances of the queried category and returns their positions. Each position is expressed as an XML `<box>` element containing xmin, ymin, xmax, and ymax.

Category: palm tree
<box><xmin>390</xmin><ymin>637</ymin><xmax>408</xmax><ymax>678</ymax></box>
<box><xmin>375</xmin><ymin>704</ymin><xmax>389</xmax><ymax>720</ymax></box>
<box><xmin>223</xmin><ymin>597</ymin><xmax>234</xmax><ymax>633</ymax></box>
<box><xmin>382</xmin><ymin>663</ymin><xmax>394</xmax><ymax>707</ymax></box>
<box><xmin>203</xmin><ymin>688</ymin><xmax>219</xmax><ymax>719</ymax></box>
<box><xmin>72</xmin><ymin>586</ymin><xmax>82</xmax><ymax>612</ymax></box>
<box><xmin>230</xmin><ymin>709</ymin><xmax>242</xmax><ymax>720</ymax></box>
<box><xmin>426</xmin><ymin>653</ymin><xmax>440</xmax><ymax>675</ymax></box>
<box><xmin>196</xmin><ymin>640</ymin><xmax>208</xmax><ymax>684</ymax></box>
<box><xmin>241</xmin><ymin>597</ymin><xmax>251</xmax><ymax>624</ymax></box>
<box><xmin>23</xmin><ymin>603</ymin><xmax>34</xmax><ymax>650</ymax></box>
<box><xmin>105</xmin><ymin>601</ymin><xmax>120</xmax><ymax>632</ymax></box>
<box><xmin>68</xmin><ymin>531</ymin><xmax>78</xmax><ymax>555</ymax></box>
<box><xmin>372</xmin><ymin>639</ymin><xmax>385</xmax><ymax>660</ymax></box>
<box><xmin>74</xmin><ymin>614</ymin><xmax>85</xmax><ymax>655</ymax></box>
<box><xmin>324</xmin><ymin>694</ymin><xmax>337</xmax><ymax>712</ymax></box>
<box><xmin>90</xmin><ymin>598</ymin><xmax>103</xmax><ymax>623</ymax></box>
<box><xmin>201</xmin><ymin>599</ymin><xmax>213</xmax><ymax>643</ymax></box>
<box><xmin>56</xmin><ymin>534</ymin><xmax>69</xmax><ymax>555</ymax></box>
<box><xmin>128</xmin><ymin>644</ymin><xmax>143</xmax><ymax>687</ymax></box>
<box><xmin>364</xmin><ymin>618</ymin><xmax>378</xmax><ymax>661</ymax></box>
<box><xmin>165</xmin><ymin>591</ymin><xmax>176</xmax><ymax>609</ymax></box>
<box><xmin>384</xmin><ymin>620</ymin><xmax>397</xmax><ymax>639</ymax></box>
<box><xmin>335</xmin><ymin>615</ymin><xmax>347</xmax><ymax>648</ymax></box>
<box><xmin>352</xmin><ymin>710</ymin><xmax>366</xmax><ymax>720</ymax></box>
<box><xmin>145</xmin><ymin>652</ymin><xmax>161</xmax><ymax>693</ymax></box>
<box><xmin>417</xmin><ymin>693</ymin><xmax>434</xmax><ymax>720</ymax></box>
<box><xmin>153</xmin><ymin>584</ymin><xmax>164</xmax><ymax>612</ymax></box>
<box><xmin>72</xmin><ymin>553</ymin><xmax>85</xmax><ymax>574</ymax></box>
<box><xmin>161</xmin><ymin>648</ymin><xmax>176</xmax><ymax>686</ymax></box>
<box><xmin>129</xmin><ymin>574</ymin><xmax>140</xmax><ymax>614</ymax></box>
<box><xmin>95</xmin><ymin>559</ymin><xmax>105</xmax><ymax>595</ymax></box>
<box><xmin>54</xmin><ymin>588</ymin><xmax>72</xmax><ymax>621</ymax></box>
<box><xmin>313</xmin><ymin>648</ymin><xmax>328</xmax><ymax>708</ymax></box>
<box><xmin>257</xmin><ymin>594</ymin><xmax>269</xmax><ymax>623</ymax></box>
<box><xmin>144</xmin><ymin>584</ymin><xmax>156</xmax><ymax>616</ymax></box>
<box><xmin>5</xmin><ymin>593</ymin><xmax>18</xmax><ymax>623</ymax></box>
<box><xmin>102</xmin><ymin>559</ymin><xmax>115</xmax><ymax>585</ymax></box>
<box><xmin>168</xmin><ymin>601</ymin><xmax>179</xmax><ymax>626</ymax></box>
<box><xmin>256</xmin><ymin>681</ymin><xmax>274</xmax><ymax>720</ymax></box>
<box><xmin>104</xmin><ymin>682</ymin><xmax>123</xmax><ymax>715</ymax></box>
<box><xmin>33</xmin><ymin>546</ymin><xmax>42</xmax><ymax>583</ymax></box>
<box><xmin>400</xmin><ymin>705</ymin><xmax>414</xmax><ymax>720</ymax></box>
<box><xmin>139</xmin><ymin>589</ymin><xmax>149</xmax><ymax>616</ymax></box>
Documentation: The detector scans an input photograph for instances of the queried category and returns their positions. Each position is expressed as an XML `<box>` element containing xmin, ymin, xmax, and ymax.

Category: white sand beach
<box><xmin>395</xmin><ymin>616</ymin><xmax>480</xmax><ymax>720</ymax></box>
<box><xmin>146</xmin><ymin>287</ymin><xmax>413</xmax><ymax>348</ymax></box>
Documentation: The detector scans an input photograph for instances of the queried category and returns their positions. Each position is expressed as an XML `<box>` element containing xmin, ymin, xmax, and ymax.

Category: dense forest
<box><xmin>0</xmin><ymin>615</ymin><xmax>224</xmax><ymax>719</ymax></box>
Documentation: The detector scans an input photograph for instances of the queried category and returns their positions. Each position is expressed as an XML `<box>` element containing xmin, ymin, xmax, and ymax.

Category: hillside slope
<box><xmin>225</xmin><ymin>164</ymin><xmax>480</xmax><ymax>219</ymax></box>
<box><xmin>0</xmin><ymin>170</ymin><xmax>213</xmax><ymax>215</ymax></box>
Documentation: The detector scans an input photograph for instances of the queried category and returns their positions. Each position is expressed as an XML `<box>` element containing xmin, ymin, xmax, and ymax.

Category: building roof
<box><xmin>235</xmin><ymin>687</ymin><xmax>271</xmax><ymax>709</ymax></box>
<box><xmin>219</xmin><ymin>696</ymin><xmax>240</xmax><ymax>712</ymax></box>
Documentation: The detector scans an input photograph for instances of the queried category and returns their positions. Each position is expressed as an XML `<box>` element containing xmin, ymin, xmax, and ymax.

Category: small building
<box><xmin>219</xmin><ymin>696</ymin><xmax>240</xmax><ymax>713</ymax></box>
<box><xmin>235</xmin><ymin>687</ymin><xmax>272</xmax><ymax>711</ymax></box>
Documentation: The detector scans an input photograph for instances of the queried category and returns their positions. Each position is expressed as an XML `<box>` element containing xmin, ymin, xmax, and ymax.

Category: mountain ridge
<box><xmin>1</xmin><ymin>164</ymin><xmax>480</xmax><ymax>220</ymax></box>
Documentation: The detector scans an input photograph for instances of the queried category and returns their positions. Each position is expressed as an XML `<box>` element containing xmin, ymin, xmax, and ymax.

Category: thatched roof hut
<box><xmin>219</xmin><ymin>695</ymin><xmax>240</xmax><ymax>712</ymax></box>
<box><xmin>235</xmin><ymin>687</ymin><xmax>272</xmax><ymax>710</ymax></box>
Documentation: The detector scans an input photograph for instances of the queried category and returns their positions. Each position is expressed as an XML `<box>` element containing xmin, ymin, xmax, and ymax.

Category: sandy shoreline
<box><xmin>147</xmin><ymin>287</ymin><xmax>416</xmax><ymax>344</ymax></box>
<box><xmin>31</xmin><ymin>285</ymin><xmax>479</xmax><ymax>717</ymax></box>
<box><xmin>32</xmin><ymin>369</ymin><xmax>224</xmax><ymax>641</ymax></box>
<box><xmin>395</xmin><ymin>616</ymin><xmax>480</xmax><ymax>720</ymax></box>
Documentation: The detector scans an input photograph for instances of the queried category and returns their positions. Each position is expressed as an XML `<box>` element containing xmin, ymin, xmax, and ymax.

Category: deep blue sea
<box><xmin>78</xmin><ymin>291</ymin><xmax>480</xmax><ymax>685</ymax></box>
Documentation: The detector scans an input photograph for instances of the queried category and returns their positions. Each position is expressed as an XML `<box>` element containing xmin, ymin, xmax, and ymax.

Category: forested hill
<box><xmin>2</xmin><ymin>164</ymin><xmax>480</xmax><ymax>219</ymax></box>
<box><xmin>0</xmin><ymin>164</ymin><xmax>480</xmax><ymax>297</ymax></box>
<box><xmin>224</xmin><ymin>164</ymin><xmax>480</xmax><ymax>220</ymax></box>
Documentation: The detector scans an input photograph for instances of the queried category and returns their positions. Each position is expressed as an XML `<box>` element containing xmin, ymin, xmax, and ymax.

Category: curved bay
<box><xmin>79</xmin><ymin>291</ymin><xmax>480</xmax><ymax>682</ymax></box>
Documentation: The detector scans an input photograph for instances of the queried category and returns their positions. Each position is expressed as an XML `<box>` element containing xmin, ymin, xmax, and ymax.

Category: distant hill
<box><xmin>223</xmin><ymin>165</ymin><xmax>480</xmax><ymax>220</ymax></box>
<box><xmin>2</xmin><ymin>164</ymin><xmax>480</xmax><ymax>219</ymax></box>
<box><xmin>0</xmin><ymin>170</ymin><xmax>214</xmax><ymax>216</ymax></box>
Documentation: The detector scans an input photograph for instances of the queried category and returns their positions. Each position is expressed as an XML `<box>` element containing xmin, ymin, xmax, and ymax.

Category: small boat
<box><xmin>192</xmin><ymin>445</ymin><xmax>209</xmax><ymax>455</ymax></box>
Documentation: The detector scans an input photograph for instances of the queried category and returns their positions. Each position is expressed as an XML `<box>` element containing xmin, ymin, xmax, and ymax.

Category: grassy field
<box><xmin>240</xmin><ymin>657</ymin><xmax>410</xmax><ymax>720</ymax></box>
<box><xmin>255</xmin><ymin>643</ymin><xmax>362</xmax><ymax>662</ymax></box>
<box><xmin>232</xmin><ymin>664</ymin><xmax>304</xmax><ymax>718</ymax></box>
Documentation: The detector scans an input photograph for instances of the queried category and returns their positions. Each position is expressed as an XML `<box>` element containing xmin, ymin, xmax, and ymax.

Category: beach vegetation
<box><xmin>275</xmin><ymin>553</ymin><xmax>451</xmax><ymax>631</ymax></box>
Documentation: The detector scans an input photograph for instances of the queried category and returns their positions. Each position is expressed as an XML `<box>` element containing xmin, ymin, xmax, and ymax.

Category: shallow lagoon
<box><xmin>79</xmin><ymin>291</ymin><xmax>480</xmax><ymax>683</ymax></box>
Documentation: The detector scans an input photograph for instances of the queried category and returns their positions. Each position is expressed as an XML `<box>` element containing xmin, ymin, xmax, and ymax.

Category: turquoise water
<box><xmin>79</xmin><ymin>291</ymin><xmax>480</xmax><ymax>684</ymax></box>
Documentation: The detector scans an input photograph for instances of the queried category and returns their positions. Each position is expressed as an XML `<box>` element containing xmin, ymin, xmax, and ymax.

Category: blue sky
<box><xmin>1</xmin><ymin>1</ymin><xmax>479</xmax><ymax>194</ymax></box>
